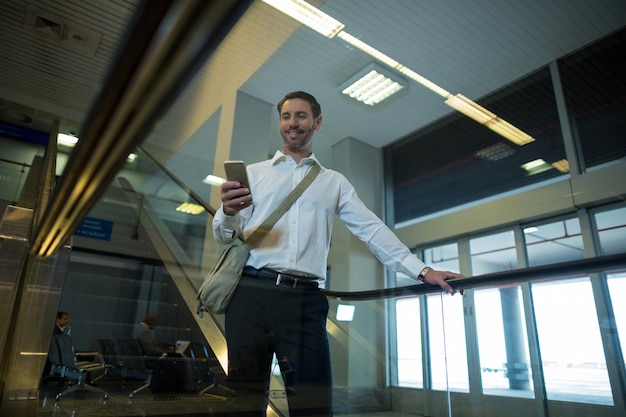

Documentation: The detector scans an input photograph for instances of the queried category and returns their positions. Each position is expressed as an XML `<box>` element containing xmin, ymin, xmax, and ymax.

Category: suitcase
<box><xmin>149</xmin><ymin>354</ymin><xmax>187</xmax><ymax>393</ymax></box>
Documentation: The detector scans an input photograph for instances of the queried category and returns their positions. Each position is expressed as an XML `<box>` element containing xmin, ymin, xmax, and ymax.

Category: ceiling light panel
<box><xmin>340</xmin><ymin>63</ymin><xmax>407</xmax><ymax>106</ymax></box>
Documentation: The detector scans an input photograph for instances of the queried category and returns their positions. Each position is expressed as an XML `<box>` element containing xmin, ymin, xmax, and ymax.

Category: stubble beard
<box><xmin>283</xmin><ymin>131</ymin><xmax>313</xmax><ymax>154</ymax></box>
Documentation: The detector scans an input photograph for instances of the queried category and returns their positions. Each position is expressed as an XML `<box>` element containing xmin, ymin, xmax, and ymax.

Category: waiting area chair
<box><xmin>187</xmin><ymin>342</ymin><xmax>235</xmax><ymax>398</ymax></box>
<box><xmin>98</xmin><ymin>338</ymin><xmax>130</xmax><ymax>384</ymax></box>
<box><xmin>114</xmin><ymin>338</ymin><xmax>152</xmax><ymax>398</ymax></box>
<box><xmin>48</xmin><ymin>334</ymin><xmax>108</xmax><ymax>401</ymax></box>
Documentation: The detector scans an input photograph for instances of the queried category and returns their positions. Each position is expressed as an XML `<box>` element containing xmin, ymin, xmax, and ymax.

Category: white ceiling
<box><xmin>1</xmin><ymin>0</ymin><xmax>625</xmax><ymax>166</ymax></box>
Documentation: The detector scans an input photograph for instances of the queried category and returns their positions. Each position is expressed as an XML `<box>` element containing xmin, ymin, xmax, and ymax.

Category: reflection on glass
<box><xmin>396</xmin><ymin>297</ymin><xmax>422</xmax><ymax>388</ymax></box>
<box><xmin>471</xmin><ymin>230</ymin><xmax>533</xmax><ymax>397</ymax></box>
<box><xmin>532</xmin><ymin>278</ymin><xmax>613</xmax><ymax>405</ymax></box>
<box><xmin>594</xmin><ymin>206</ymin><xmax>626</xmax><ymax>256</ymax></box>
<box><xmin>559</xmin><ymin>28</ymin><xmax>626</xmax><ymax>169</ymax></box>
<box><xmin>524</xmin><ymin>218</ymin><xmax>583</xmax><ymax>267</ymax></box>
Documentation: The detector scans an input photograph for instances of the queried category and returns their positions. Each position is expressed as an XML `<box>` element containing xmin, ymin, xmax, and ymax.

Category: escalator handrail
<box><xmin>322</xmin><ymin>251</ymin><xmax>626</xmax><ymax>301</ymax></box>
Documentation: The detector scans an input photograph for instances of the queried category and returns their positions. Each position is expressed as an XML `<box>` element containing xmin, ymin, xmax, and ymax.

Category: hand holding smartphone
<box><xmin>224</xmin><ymin>160</ymin><xmax>250</xmax><ymax>189</ymax></box>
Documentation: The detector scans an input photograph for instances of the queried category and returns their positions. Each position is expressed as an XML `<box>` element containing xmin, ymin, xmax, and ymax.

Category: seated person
<box><xmin>136</xmin><ymin>312</ymin><xmax>169</xmax><ymax>357</ymax></box>
<box><xmin>41</xmin><ymin>311</ymin><xmax>70</xmax><ymax>386</ymax></box>
<box><xmin>136</xmin><ymin>312</ymin><xmax>195</xmax><ymax>392</ymax></box>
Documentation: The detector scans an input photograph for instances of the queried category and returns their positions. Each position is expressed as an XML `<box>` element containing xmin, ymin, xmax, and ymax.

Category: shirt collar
<box><xmin>271</xmin><ymin>150</ymin><xmax>321</xmax><ymax>168</ymax></box>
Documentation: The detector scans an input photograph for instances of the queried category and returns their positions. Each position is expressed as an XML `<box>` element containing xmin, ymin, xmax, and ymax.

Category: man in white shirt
<box><xmin>213</xmin><ymin>91</ymin><xmax>463</xmax><ymax>416</ymax></box>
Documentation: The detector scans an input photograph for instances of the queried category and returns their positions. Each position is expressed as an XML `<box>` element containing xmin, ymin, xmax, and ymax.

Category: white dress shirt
<box><xmin>213</xmin><ymin>151</ymin><xmax>426</xmax><ymax>281</ymax></box>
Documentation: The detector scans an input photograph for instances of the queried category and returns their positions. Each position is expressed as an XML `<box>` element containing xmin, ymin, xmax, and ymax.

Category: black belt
<box><xmin>243</xmin><ymin>267</ymin><xmax>319</xmax><ymax>289</ymax></box>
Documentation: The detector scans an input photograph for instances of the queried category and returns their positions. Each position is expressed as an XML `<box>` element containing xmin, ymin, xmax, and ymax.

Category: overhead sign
<box><xmin>74</xmin><ymin>217</ymin><xmax>113</xmax><ymax>241</ymax></box>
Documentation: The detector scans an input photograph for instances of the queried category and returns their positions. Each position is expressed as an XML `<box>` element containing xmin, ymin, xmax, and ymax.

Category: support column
<box><xmin>328</xmin><ymin>137</ymin><xmax>386</xmax><ymax>391</ymax></box>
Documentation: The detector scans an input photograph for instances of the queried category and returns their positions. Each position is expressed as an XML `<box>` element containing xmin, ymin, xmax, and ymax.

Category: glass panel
<box><xmin>395</xmin><ymin>297</ymin><xmax>422</xmax><ymax>388</ymax></box>
<box><xmin>559</xmin><ymin>28</ymin><xmax>626</xmax><ymax>169</ymax></box>
<box><xmin>326</xmin><ymin>297</ymin><xmax>392</xmax><ymax>412</ymax></box>
<box><xmin>470</xmin><ymin>230</ymin><xmax>518</xmax><ymax>274</ymax></box>
<box><xmin>595</xmin><ymin>206</ymin><xmax>626</xmax><ymax>255</ymax></box>
<box><xmin>524</xmin><ymin>218</ymin><xmax>583</xmax><ymax>267</ymax></box>
<box><xmin>532</xmin><ymin>278</ymin><xmax>613</xmax><ymax>405</ymax></box>
<box><xmin>0</xmin><ymin>158</ymin><xmax>30</xmax><ymax>203</ymax></box>
<box><xmin>607</xmin><ymin>272</ymin><xmax>626</xmax><ymax>368</ymax></box>
<box><xmin>388</xmin><ymin>67</ymin><xmax>564</xmax><ymax>223</ymax></box>
<box><xmin>422</xmin><ymin>242</ymin><xmax>460</xmax><ymax>273</ymax></box>
<box><xmin>420</xmin><ymin>243</ymin><xmax>467</xmax><ymax>391</ymax></box>
<box><xmin>428</xmin><ymin>293</ymin><xmax>467</xmax><ymax>391</ymax></box>
<box><xmin>0</xmin><ymin>136</ymin><xmax>38</xmax><ymax>203</ymax></box>
<box><xmin>81</xmin><ymin>146</ymin><xmax>216</xmax><ymax>277</ymax></box>
<box><xmin>471</xmin><ymin>231</ymin><xmax>533</xmax><ymax>397</ymax></box>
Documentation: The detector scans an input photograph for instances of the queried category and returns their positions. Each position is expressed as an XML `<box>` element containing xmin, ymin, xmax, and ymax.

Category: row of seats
<box><xmin>46</xmin><ymin>335</ymin><xmax>232</xmax><ymax>401</ymax></box>
<box><xmin>97</xmin><ymin>338</ymin><xmax>234</xmax><ymax>398</ymax></box>
<box><xmin>47</xmin><ymin>334</ymin><xmax>108</xmax><ymax>401</ymax></box>
<box><xmin>97</xmin><ymin>338</ymin><xmax>153</xmax><ymax>397</ymax></box>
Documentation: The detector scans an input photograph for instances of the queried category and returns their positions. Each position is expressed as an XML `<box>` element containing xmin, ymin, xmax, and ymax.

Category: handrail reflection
<box><xmin>136</xmin><ymin>146</ymin><xmax>216</xmax><ymax>217</ymax></box>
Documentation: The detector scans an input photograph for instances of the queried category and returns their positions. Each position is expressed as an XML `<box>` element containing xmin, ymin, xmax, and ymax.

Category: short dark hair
<box><xmin>143</xmin><ymin>312</ymin><xmax>158</xmax><ymax>327</ymax></box>
<box><xmin>57</xmin><ymin>311</ymin><xmax>68</xmax><ymax>319</ymax></box>
<box><xmin>277</xmin><ymin>91</ymin><xmax>321</xmax><ymax>119</ymax></box>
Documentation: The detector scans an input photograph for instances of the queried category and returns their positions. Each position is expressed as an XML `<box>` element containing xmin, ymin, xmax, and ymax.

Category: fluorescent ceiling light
<box><xmin>57</xmin><ymin>133</ymin><xmax>79</xmax><ymax>147</ymax></box>
<box><xmin>396</xmin><ymin>66</ymin><xmax>451</xmax><ymax>98</ymax></box>
<box><xmin>521</xmin><ymin>159</ymin><xmax>547</xmax><ymax>171</ymax></box>
<box><xmin>336</xmin><ymin>304</ymin><xmax>355</xmax><ymax>322</ymax></box>
<box><xmin>523</xmin><ymin>227</ymin><xmax>538</xmax><ymax>233</ymax></box>
<box><xmin>336</xmin><ymin>31</ymin><xmax>401</xmax><ymax>69</ymax></box>
<box><xmin>262</xmin><ymin>0</ymin><xmax>344</xmax><ymax>38</ymax></box>
<box><xmin>521</xmin><ymin>158</ymin><xmax>552</xmax><ymax>175</ymax></box>
<box><xmin>340</xmin><ymin>63</ymin><xmax>406</xmax><ymax>106</ymax></box>
<box><xmin>202</xmin><ymin>174</ymin><xmax>226</xmax><ymax>186</ymax></box>
<box><xmin>176</xmin><ymin>202</ymin><xmax>205</xmax><ymax>215</ymax></box>
<box><xmin>551</xmin><ymin>159</ymin><xmax>569</xmax><ymax>173</ymax></box>
<box><xmin>445</xmin><ymin>94</ymin><xmax>535</xmax><ymax>146</ymax></box>
<box><xmin>127</xmin><ymin>153</ymin><xmax>137</xmax><ymax>162</ymax></box>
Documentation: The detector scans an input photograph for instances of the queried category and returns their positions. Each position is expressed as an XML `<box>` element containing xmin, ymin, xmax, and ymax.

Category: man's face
<box><xmin>279</xmin><ymin>98</ymin><xmax>322</xmax><ymax>154</ymax></box>
<box><xmin>57</xmin><ymin>314</ymin><xmax>68</xmax><ymax>327</ymax></box>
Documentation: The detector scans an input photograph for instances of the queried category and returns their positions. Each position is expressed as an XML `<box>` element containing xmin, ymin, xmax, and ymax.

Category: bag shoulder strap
<box><xmin>245</xmin><ymin>163</ymin><xmax>320</xmax><ymax>246</ymax></box>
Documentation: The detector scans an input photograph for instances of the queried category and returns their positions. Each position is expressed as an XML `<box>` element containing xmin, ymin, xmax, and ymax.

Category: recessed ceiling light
<box><xmin>57</xmin><ymin>133</ymin><xmax>79</xmax><ymax>147</ymax></box>
<box><xmin>340</xmin><ymin>63</ymin><xmax>406</xmax><ymax>106</ymax></box>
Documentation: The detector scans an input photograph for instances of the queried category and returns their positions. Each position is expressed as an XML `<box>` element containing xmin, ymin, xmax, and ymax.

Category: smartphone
<box><xmin>224</xmin><ymin>160</ymin><xmax>251</xmax><ymax>190</ymax></box>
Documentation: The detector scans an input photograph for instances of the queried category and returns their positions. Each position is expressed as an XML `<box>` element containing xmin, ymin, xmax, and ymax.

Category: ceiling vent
<box><xmin>35</xmin><ymin>16</ymin><xmax>63</xmax><ymax>38</ymax></box>
<box><xmin>24</xmin><ymin>4</ymin><xmax>102</xmax><ymax>56</ymax></box>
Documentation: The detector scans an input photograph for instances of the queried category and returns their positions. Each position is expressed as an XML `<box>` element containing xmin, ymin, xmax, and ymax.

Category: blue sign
<box><xmin>74</xmin><ymin>217</ymin><xmax>113</xmax><ymax>241</ymax></box>
<box><xmin>0</xmin><ymin>121</ymin><xmax>50</xmax><ymax>145</ymax></box>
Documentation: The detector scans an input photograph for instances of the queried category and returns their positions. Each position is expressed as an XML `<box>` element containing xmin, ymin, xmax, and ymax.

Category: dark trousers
<box><xmin>225</xmin><ymin>273</ymin><xmax>332</xmax><ymax>417</ymax></box>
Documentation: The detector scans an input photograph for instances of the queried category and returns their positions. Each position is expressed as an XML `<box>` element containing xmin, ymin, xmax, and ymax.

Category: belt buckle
<box><xmin>275</xmin><ymin>274</ymin><xmax>297</xmax><ymax>288</ymax></box>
